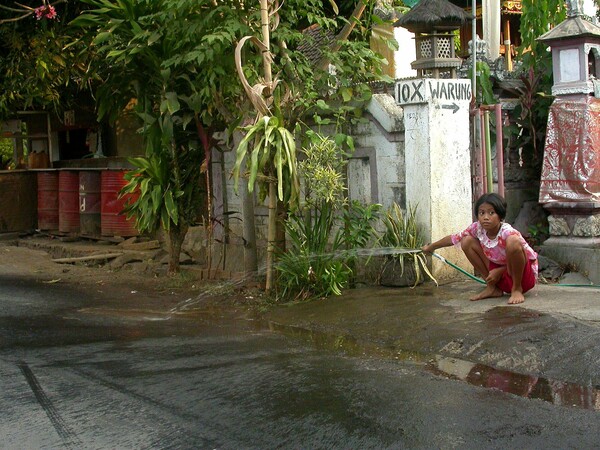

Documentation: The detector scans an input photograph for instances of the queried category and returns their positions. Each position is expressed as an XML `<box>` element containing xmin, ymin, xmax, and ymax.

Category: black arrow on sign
<box><xmin>439</xmin><ymin>102</ymin><xmax>459</xmax><ymax>114</ymax></box>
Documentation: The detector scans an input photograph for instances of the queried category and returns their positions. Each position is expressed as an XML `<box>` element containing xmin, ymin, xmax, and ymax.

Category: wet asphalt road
<box><xmin>2</xmin><ymin>276</ymin><xmax>600</xmax><ymax>449</ymax></box>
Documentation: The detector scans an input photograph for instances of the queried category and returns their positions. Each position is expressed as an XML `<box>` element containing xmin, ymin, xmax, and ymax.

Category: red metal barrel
<box><xmin>79</xmin><ymin>171</ymin><xmax>101</xmax><ymax>237</ymax></box>
<box><xmin>101</xmin><ymin>170</ymin><xmax>138</xmax><ymax>237</ymax></box>
<box><xmin>37</xmin><ymin>171</ymin><xmax>59</xmax><ymax>231</ymax></box>
<box><xmin>58</xmin><ymin>170</ymin><xmax>80</xmax><ymax>234</ymax></box>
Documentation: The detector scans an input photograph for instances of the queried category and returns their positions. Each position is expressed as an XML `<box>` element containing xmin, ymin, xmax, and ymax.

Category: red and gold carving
<box><xmin>501</xmin><ymin>1</ymin><xmax>522</xmax><ymax>14</ymax></box>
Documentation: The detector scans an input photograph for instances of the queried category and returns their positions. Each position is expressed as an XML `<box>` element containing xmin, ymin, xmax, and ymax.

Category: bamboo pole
<box><xmin>479</xmin><ymin>109</ymin><xmax>487</xmax><ymax>193</ymax></box>
<box><xmin>472</xmin><ymin>0</ymin><xmax>477</xmax><ymax>100</ymax></box>
<box><xmin>503</xmin><ymin>17</ymin><xmax>512</xmax><ymax>71</ymax></box>
<box><xmin>259</xmin><ymin>0</ymin><xmax>275</xmax><ymax>292</ymax></box>
<box><xmin>495</xmin><ymin>103</ymin><xmax>505</xmax><ymax>197</ymax></box>
<box><xmin>484</xmin><ymin>110</ymin><xmax>493</xmax><ymax>193</ymax></box>
<box><xmin>260</xmin><ymin>0</ymin><xmax>272</xmax><ymax>93</ymax></box>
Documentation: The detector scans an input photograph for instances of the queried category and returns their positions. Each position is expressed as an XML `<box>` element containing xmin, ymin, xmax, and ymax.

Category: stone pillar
<box><xmin>395</xmin><ymin>78</ymin><xmax>473</xmax><ymax>281</ymax></box>
<box><xmin>483</xmin><ymin>0</ymin><xmax>501</xmax><ymax>60</ymax></box>
<box><xmin>539</xmin><ymin>96</ymin><xmax>600</xmax><ymax>283</ymax></box>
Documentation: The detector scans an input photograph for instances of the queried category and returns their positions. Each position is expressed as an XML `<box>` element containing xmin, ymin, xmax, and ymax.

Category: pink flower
<box><xmin>34</xmin><ymin>4</ymin><xmax>57</xmax><ymax>20</ymax></box>
<box><xmin>44</xmin><ymin>5</ymin><xmax>57</xmax><ymax>19</ymax></box>
<box><xmin>34</xmin><ymin>5</ymin><xmax>44</xmax><ymax>19</ymax></box>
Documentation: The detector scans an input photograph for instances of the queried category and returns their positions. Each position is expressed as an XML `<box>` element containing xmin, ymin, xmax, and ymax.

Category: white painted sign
<box><xmin>395</xmin><ymin>79</ymin><xmax>472</xmax><ymax>108</ymax></box>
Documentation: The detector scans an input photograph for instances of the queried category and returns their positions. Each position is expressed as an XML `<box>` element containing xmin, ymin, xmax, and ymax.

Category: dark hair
<box><xmin>474</xmin><ymin>193</ymin><xmax>507</xmax><ymax>220</ymax></box>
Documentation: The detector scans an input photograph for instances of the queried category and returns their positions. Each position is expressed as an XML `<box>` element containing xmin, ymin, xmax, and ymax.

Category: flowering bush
<box><xmin>34</xmin><ymin>4</ymin><xmax>57</xmax><ymax>20</ymax></box>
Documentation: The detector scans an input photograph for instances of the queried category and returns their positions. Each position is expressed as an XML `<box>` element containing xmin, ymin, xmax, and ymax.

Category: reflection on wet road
<box><xmin>431</xmin><ymin>356</ymin><xmax>600</xmax><ymax>411</ymax></box>
<box><xmin>2</xmin><ymin>277</ymin><xmax>600</xmax><ymax>448</ymax></box>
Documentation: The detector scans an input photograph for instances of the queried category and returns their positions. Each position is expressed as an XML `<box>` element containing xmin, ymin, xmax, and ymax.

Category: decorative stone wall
<box><xmin>548</xmin><ymin>213</ymin><xmax>600</xmax><ymax>237</ymax></box>
<box><xmin>186</xmin><ymin>94</ymin><xmax>408</xmax><ymax>273</ymax></box>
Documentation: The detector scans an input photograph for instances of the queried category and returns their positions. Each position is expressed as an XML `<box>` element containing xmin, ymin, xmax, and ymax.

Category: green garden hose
<box><xmin>432</xmin><ymin>252</ymin><xmax>486</xmax><ymax>284</ymax></box>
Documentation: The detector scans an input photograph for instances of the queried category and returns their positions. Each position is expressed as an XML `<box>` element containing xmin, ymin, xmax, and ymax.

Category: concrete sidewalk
<box><xmin>264</xmin><ymin>281</ymin><xmax>600</xmax><ymax>407</ymax></box>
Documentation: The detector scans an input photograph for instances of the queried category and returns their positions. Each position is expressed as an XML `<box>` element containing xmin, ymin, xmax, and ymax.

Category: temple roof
<box><xmin>394</xmin><ymin>0</ymin><xmax>472</xmax><ymax>33</ymax></box>
<box><xmin>538</xmin><ymin>15</ymin><xmax>600</xmax><ymax>43</ymax></box>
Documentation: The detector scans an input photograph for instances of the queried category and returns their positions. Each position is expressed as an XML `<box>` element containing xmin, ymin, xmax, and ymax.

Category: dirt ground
<box><xmin>0</xmin><ymin>236</ymin><xmax>265</xmax><ymax>314</ymax></box>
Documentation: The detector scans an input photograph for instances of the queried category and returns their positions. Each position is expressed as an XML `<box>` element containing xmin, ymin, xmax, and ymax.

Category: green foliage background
<box><xmin>0</xmin><ymin>139</ymin><xmax>12</xmax><ymax>169</ymax></box>
<box><xmin>0</xmin><ymin>1</ymin><xmax>91</xmax><ymax>120</ymax></box>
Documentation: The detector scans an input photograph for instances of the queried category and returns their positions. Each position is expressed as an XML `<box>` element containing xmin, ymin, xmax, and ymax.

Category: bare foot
<box><xmin>470</xmin><ymin>285</ymin><xmax>503</xmax><ymax>301</ymax></box>
<box><xmin>508</xmin><ymin>290</ymin><xmax>525</xmax><ymax>304</ymax></box>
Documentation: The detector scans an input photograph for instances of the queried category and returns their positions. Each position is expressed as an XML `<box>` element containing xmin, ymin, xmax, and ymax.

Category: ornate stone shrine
<box><xmin>538</xmin><ymin>0</ymin><xmax>600</xmax><ymax>281</ymax></box>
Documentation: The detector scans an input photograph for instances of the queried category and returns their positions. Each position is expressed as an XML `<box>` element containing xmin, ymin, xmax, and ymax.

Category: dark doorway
<box><xmin>58</xmin><ymin>128</ymin><xmax>91</xmax><ymax>160</ymax></box>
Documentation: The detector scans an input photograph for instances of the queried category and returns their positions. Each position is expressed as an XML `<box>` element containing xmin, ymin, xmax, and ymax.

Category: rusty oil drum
<box><xmin>100</xmin><ymin>170</ymin><xmax>138</xmax><ymax>237</ymax></box>
<box><xmin>36</xmin><ymin>170</ymin><xmax>59</xmax><ymax>231</ymax></box>
<box><xmin>0</xmin><ymin>170</ymin><xmax>37</xmax><ymax>233</ymax></box>
<box><xmin>58</xmin><ymin>170</ymin><xmax>80</xmax><ymax>234</ymax></box>
<box><xmin>79</xmin><ymin>170</ymin><xmax>101</xmax><ymax>237</ymax></box>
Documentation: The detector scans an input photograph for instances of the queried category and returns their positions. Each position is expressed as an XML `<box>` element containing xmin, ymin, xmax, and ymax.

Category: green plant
<box><xmin>276</xmin><ymin>200</ymin><xmax>380</xmax><ymax>301</ymax></box>
<box><xmin>73</xmin><ymin>0</ymin><xmax>248</xmax><ymax>274</ymax></box>
<box><xmin>233</xmin><ymin>115</ymin><xmax>300</xmax><ymax>206</ymax></box>
<box><xmin>275</xmin><ymin>133</ymin><xmax>380</xmax><ymax>301</ymax></box>
<box><xmin>526</xmin><ymin>222</ymin><xmax>549</xmax><ymax>247</ymax></box>
<box><xmin>378</xmin><ymin>203</ymin><xmax>436</xmax><ymax>287</ymax></box>
<box><xmin>0</xmin><ymin>138</ymin><xmax>13</xmax><ymax>169</ymax></box>
<box><xmin>68</xmin><ymin>0</ymin><xmax>395</xmax><ymax>282</ymax></box>
<box><xmin>0</xmin><ymin>2</ymin><xmax>90</xmax><ymax>120</ymax></box>
<box><xmin>121</xmin><ymin>129</ymin><xmax>204</xmax><ymax>275</ymax></box>
<box><xmin>500</xmin><ymin>66</ymin><xmax>555</xmax><ymax>186</ymax></box>
<box><xmin>471</xmin><ymin>61</ymin><xmax>496</xmax><ymax>106</ymax></box>
<box><xmin>276</xmin><ymin>203</ymin><xmax>351</xmax><ymax>300</ymax></box>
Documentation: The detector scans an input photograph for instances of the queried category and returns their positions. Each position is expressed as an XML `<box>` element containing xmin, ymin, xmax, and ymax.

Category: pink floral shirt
<box><xmin>451</xmin><ymin>222</ymin><xmax>538</xmax><ymax>277</ymax></box>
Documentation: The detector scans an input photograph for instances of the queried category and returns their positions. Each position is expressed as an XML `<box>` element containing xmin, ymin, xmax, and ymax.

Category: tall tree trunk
<box><xmin>166</xmin><ymin>131</ymin><xmax>187</xmax><ymax>275</ymax></box>
<box><xmin>168</xmin><ymin>222</ymin><xmax>188</xmax><ymax>276</ymax></box>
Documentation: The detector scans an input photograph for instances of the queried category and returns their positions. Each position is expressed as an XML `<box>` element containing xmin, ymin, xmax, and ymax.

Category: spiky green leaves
<box><xmin>379</xmin><ymin>203</ymin><xmax>437</xmax><ymax>287</ymax></box>
<box><xmin>233</xmin><ymin>115</ymin><xmax>300</xmax><ymax>207</ymax></box>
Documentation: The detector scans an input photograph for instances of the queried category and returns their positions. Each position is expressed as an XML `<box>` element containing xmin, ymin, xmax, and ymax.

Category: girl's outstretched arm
<box><xmin>422</xmin><ymin>235</ymin><xmax>453</xmax><ymax>253</ymax></box>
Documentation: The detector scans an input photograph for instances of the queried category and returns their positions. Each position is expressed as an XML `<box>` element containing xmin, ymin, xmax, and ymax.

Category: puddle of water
<box><xmin>483</xmin><ymin>306</ymin><xmax>543</xmax><ymax>327</ymax></box>
<box><xmin>77</xmin><ymin>308</ymin><xmax>172</xmax><ymax>321</ymax></box>
<box><xmin>267</xmin><ymin>320</ymin><xmax>430</xmax><ymax>362</ymax></box>
<box><xmin>430</xmin><ymin>356</ymin><xmax>600</xmax><ymax>411</ymax></box>
<box><xmin>267</xmin><ymin>321</ymin><xmax>600</xmax><ymax>412</ymax></box>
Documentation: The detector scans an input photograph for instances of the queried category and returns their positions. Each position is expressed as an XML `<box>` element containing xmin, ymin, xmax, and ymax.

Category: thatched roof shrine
<box><xmin>394</xmin><ymin>0</ymin><xmax>472</xmax><ymax>33</ymax></box>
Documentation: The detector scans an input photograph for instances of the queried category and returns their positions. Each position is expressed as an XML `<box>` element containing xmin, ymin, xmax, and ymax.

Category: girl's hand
<box><xmin>486</xmin><ymin>267</ymin><xmax>504</xmax><ymax>285</ymax></box>
<box><xmin>421</xmin><ymin>244</ymin><xmax>434</xmax><ymax>253</ymax></box>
